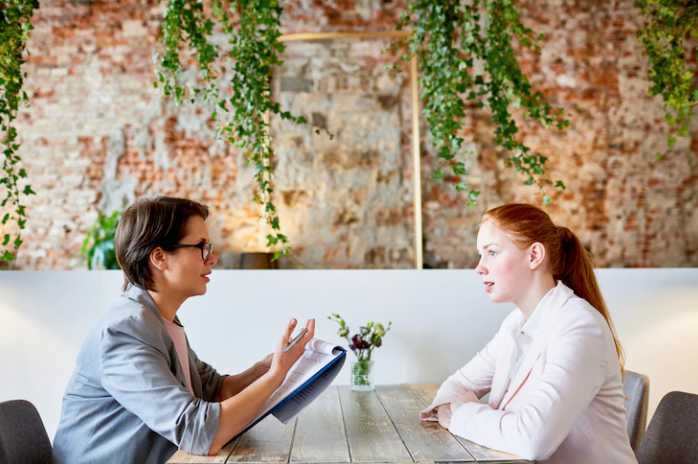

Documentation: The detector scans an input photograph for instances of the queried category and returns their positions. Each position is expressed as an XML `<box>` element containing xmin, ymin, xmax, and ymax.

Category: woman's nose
<box><xmin>207</xmin><ymin>251</ymin><xmax>218</xmax><ymax>266</ymax></box>
<box><xmin>475</xmin><ymin>258</ymin><xmax>486</xmax><ymax>275</ymax></box>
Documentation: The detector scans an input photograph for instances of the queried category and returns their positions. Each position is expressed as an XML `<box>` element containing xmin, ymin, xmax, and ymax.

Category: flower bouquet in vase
<box><xmin>328</xmin><ymin>313</ymin><xmax>392</xmax><ymax>392</ymax></box>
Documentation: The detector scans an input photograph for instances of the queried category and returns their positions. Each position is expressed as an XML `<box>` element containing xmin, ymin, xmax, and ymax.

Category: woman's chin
<box><xmin>188</xmin><ymin>283</ymin><xmax>208</xmax><ymax>297</ymax></box>
<box><xmin>197</xmin><ymin>276</ymin><xmax>210</xmax><ymax>294</ymax></box>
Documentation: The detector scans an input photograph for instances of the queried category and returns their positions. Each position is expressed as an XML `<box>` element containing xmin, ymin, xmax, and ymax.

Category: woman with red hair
<box><xmin>421</xmin><ymin>204</ymin><xmax>637</xmax><ymax>463</ymax></box>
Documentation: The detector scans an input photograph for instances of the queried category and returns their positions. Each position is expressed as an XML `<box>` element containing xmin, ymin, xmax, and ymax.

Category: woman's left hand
<box><xmin>450</xmin><ymin>391</ymin><xmax>480</xmax><ymax>414</ymax></box>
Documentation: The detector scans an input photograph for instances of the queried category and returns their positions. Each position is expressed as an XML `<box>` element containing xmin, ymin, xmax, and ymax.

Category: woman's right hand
<box><xmin>269</xmin><ymin>318</ymin><xmax>315</xmax><ymax>383</ymax></box>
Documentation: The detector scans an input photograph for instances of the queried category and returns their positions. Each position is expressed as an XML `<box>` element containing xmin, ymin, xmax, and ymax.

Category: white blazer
<box><xmin>421</xmin><ymin>282</ymin><xmax>638</xmax><ymax>463</ymax></box>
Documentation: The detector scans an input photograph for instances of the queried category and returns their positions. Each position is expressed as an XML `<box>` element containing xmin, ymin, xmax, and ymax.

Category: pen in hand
<box><xmin>283</xmin><ymin>327</ymin><xmax>309</xmax><ymax>353</ymax></box>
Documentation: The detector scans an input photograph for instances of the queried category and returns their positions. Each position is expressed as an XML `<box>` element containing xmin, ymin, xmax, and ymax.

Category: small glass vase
<box><xmin>350</xmin><ymin>359</ymin><xmax>374</xmax><ymax>392</ymax></box>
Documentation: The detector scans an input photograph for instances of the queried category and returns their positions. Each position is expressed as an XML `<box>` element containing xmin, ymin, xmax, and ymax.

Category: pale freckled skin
<box><xmin>474</xmin><ymin>220</ymin><xmax>556</xmax><ymax>320</ymax></box>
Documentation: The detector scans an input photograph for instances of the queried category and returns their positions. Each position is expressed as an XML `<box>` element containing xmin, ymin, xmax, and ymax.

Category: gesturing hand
<box><xmin>269</xmin><ymin>318</ymin><xmax>315</xmax><ymax>381</ymax></box>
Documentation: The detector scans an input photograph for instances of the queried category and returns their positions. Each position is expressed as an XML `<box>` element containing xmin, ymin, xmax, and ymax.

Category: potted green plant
<box><xmin>81</xmin><ymin>210</ymin><xmax>122</xmax><ymax>270</ymax></box>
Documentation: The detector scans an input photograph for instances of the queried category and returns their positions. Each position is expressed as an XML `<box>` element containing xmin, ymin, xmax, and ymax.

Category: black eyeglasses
<box><xmin>172</xmin><ymin>242</ymin><xmax>213</xmax><ymax>261</ymax></box>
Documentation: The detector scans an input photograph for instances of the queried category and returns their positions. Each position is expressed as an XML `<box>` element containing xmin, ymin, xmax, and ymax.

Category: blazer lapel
<box><xmin>125</xmin><ymin>286</ymin><xmax>201</xmax><ymax>396</ymax></box>
<box><xmin>499</xmin><ymin>283</ymin><xmax>575</xmax><ymax>410</ymax></box>
<box><xmin>489</xmin><ymin>355</ymin><xmax>512</xmax><ymax>409</ymax></box>
<box><xmin>499</xmin><ymin>334</ymin><xmax>546</xmax><ymax>410</ymax></box>
<box><xmin>489</xmin><ymin>315</ymin><xmax>520</xmax><ymax>409</ymax></box>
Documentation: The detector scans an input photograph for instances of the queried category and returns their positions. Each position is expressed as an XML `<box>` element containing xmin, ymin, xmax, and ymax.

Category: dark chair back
<box><xmin>0</xmin><ymin>400</ymin><xmax>52</xmax><ymax>464</ymax></box>
<box><xmin>623</xmin><ymin>370</ymin><xmax>649</xmax><ymax>451</ymax></box>
<box><xmin>637</xmin><ymin>391</ymin><xmax>698</xmax><ymax>464</ymax></box>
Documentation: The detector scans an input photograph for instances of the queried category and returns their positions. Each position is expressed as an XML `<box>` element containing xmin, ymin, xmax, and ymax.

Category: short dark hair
<box><xmin>115</xmin><ymin>196</ymin><xmax>209</xmax><ymax>291</ymax></box>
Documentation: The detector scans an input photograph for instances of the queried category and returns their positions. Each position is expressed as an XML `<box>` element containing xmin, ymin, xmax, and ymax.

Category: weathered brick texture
<box><xmin>3</xmin><ymin>0</ymin><xmax>696</xmax><ymax>269</ymax></box>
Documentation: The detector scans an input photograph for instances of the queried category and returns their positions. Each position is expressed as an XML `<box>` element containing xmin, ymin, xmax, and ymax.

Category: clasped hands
<box><xmin>436</xmin><ymin>390</ymin><xmax>479</xmax><ymax>429</ymax></box>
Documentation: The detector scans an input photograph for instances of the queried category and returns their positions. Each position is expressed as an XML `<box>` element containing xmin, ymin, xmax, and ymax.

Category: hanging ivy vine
<box><xmin>637</xmin><ymin>0</ymin><xmax>698</xmax><ymax>161</ymax></box>
<box><xmin>155</xmin><ymin>0</ymin><xmax>321</xmax><ymax>261</ymax></box>
<box><xmin>0</xmin><ymin>0</ymin><xmax>38</xmax><ymax>266</ymax></box>
<box><xmin>155</xmin><ymin>0</ymin><xmax>570</xmax><ymax>261</ymax></box>
<box><xmin>392</xmin><ymin>0</ymin><xmax>568</xmax><ymax>207</ymax></box>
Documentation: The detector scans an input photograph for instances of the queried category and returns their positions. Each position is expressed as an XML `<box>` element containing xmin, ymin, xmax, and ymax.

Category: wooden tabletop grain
<box><xmin>167</xmin><ymin>384</ymin><xmax>532</xmax><ymax>464</ymax></box>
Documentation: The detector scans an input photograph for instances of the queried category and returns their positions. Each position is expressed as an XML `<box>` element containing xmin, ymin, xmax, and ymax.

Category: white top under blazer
<box><xmin>421</xmin><ymin>281</ymin><xmax>638</xmax><ymax>463</ymax></box>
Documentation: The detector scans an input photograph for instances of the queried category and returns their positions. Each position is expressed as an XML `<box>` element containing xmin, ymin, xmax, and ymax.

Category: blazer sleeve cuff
<box><xmin>448</xmin><ymin>401</ymin><xmax>501</xmax><ymax>438</ymax></box>
<box><xmin>181</xmin><ymin>399</ymin><xmax>222</xmax><ymax>455</ymax></box>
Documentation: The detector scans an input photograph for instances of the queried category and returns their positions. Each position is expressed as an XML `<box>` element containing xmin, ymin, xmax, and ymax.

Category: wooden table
<box><xmin>168</xmin><ymin>384</ymin><xmax>532</xmax><ymax>464</ymax></box>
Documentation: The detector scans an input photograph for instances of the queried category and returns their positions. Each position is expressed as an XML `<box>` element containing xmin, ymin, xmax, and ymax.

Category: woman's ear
<box><xmin>149</xmin><ymin>247</ymin><xmax>168</xmax><ymax>272</ymax></box>
<box><xmin>528</xmin><ymin>242</ymin><xmax>546</xmax><ymax>270</ymax></box>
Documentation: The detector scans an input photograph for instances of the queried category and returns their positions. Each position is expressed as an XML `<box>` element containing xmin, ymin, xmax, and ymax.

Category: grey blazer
<box><xmin>52</xmin><ymin>285</ymin><xmax>227</xmax><ymax>464</ymax></box>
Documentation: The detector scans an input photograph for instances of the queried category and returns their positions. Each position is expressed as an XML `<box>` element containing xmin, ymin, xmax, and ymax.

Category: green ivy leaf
<box><xmin>431</xmin><ymin>170</ymin><xmax>445</xmax><ymax>179</ymax></box>
<box><xmin>266</xmin><ymin>234</ymin><xmax>278</xmax><ymax>247</ymax></box>
<box><xmin>668</xmin><ymin>135</ymin><xmax>677</xmax><ymax>149</ymax></box>
<box><xmin>452</xmin><ymin>162</ymin><xmax>467</xmax><ymax>176</ymax></box>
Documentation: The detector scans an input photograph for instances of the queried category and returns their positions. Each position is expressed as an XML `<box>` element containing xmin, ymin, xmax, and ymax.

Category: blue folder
<box><xmin>233</xmin><ymin>345</ymin><xmax>347</xmax><ymax>439</ymax></box>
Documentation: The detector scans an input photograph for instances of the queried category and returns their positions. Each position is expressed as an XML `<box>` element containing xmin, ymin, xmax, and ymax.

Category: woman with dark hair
<box><xmin>420</xmin><ymin>204</ymin><xmax>637</xmax><ymax>463</ymax></box>
<box><xmin>53</xmin><ymin>197</ymin><xmax>314</xmax><ymax>464</ymax></box>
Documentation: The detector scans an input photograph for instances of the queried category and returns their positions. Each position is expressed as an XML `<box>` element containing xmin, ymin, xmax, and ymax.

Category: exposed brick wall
<box><xmin>420</xmin><ymin>0</ymin><xmax>698</xmax><ymax>268</ymax></box>
<box><xmin>3</xmin><ymin>0</ymin><xmax>697</xmax><ymax>269</ymax></box>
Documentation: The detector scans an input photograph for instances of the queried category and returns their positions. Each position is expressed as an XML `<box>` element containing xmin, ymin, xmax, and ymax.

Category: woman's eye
<box><xmin>489</xmin><ymin>250</ymin><xmax>497</xmax><ymax>257</ymax></box>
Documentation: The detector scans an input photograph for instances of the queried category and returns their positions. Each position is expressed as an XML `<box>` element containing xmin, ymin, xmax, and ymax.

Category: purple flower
<box><xmin>352</xmin><ymin>334</ymin><xmax>370</xmax><ymax>350</ymax></box>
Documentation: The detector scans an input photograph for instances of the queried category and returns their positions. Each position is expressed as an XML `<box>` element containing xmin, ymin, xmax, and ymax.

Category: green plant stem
<box><xmin>351</xmin><ymin>358</ymin><xmax>372</xmax><ymax>386</ymax></box>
